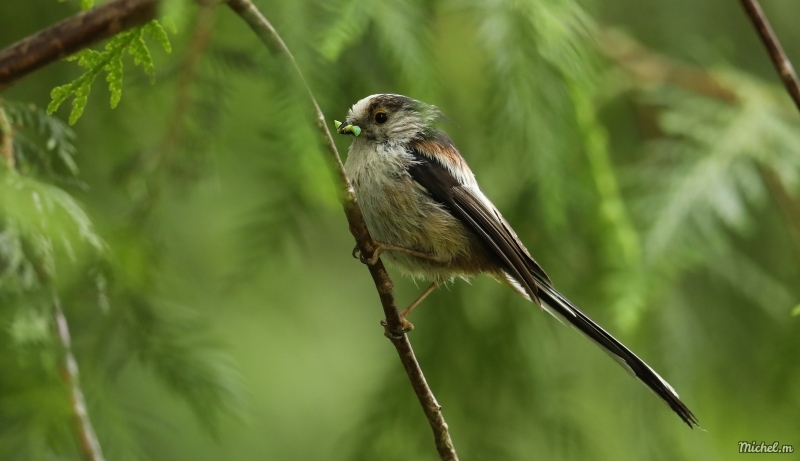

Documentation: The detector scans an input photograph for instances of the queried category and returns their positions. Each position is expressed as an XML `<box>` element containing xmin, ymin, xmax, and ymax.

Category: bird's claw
<box><xmin>352</xmin><ymin>244</ymin><xmax>381</xmax><ymax>265</ymax></box>
<box><xmin>381</xmin><ymin>317</ymin><xmax>414</xmax><ymax>338</ymax></box>
<box><xmin>364</xmin><ymin>251</ymin><xmax>380</xmax><ymax>265</ymax></box>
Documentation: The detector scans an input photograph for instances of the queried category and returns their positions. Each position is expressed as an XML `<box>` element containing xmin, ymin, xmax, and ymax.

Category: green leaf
<box><xmin>128</xmin><ymin>31</ymin><xmax>155</xmax><ymax>77</ymax></box>
<box><xmin>74</xmin><ymin>49</ymin><xmax>102</xmax><ymax>68</ymax></box>
<box><xmin>47</xmin><ymin>85</ymin><xmax>71</xmax><ymax>114</ymax></box>
<box><xmin>145</xmin><ymin>21</ymin><xmax>172</xmax><ymax>54</ymax></box>
<box><xmin>47</xmin><ymin>20</ymin><xmax>172</xmax><ymax>123</ymax></box>
<box><xmin>105</xmin><ymin>54</ymin><xmax>124</xmax><ymax>108</ymax></box>
<box><xmin>3</xmin><ymin>101</ymin><xmax>79</xmax><ymax>179</ymax></box>
<box><xmin>792</xmin><ymin>305</ymin><xmax>800</xmax><ymax>317</ymax></box>
<box><xmin>319</xmin><ymin>0</ymin><xmax>367</xmax><ymax>61</ymax></box>
<box><xmin>68</xmin><ymin>78</ymin><xmax>94</xmax><ymax>125</ymax></box>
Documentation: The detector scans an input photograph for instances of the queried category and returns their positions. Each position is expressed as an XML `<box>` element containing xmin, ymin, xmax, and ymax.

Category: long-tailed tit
<box><xmin>336</xmin><ymin>93</ymin><xmax>697</xmax><ymax>428</ymax></box>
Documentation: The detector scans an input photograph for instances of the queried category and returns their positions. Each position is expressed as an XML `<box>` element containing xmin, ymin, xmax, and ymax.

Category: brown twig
<box><xmin>129</xmin><ymin>4</ymin><xmax>218</xmax><ymax>219</ymax></box>
<box><xmin>0</xmin><ymin>2</ymin><xmax>457</xmax><ymax>457</ymax></box>
<box><xmin>0</xmin><ymin>103</ymin><xmax>13</xmax><ymax>169</ymax></box>
<box><xmin>0</xmin><ymin>0</ymin><xmax>159</xmax><ymax>91</ymax></box>
<box><xmin>53</xmin><ymin>294</ymin><xmax>106</xmax><ymax>461</ymax></box>
<box><xmin>739</xmin><ymin>0</ymin><xmax>800</xmax><ymax>113</ymax></box>
<box><xmin>596</xmin><ymin>28</ymin><xmax>738</xmax><ymax>104</ymax></box>
<box><xmin>155</xmin><ymin>5</ymin><xmax>216</xmax><ymax>162</ymax></box>
<box><xmin>224</xmin><ymin>1</ymin><xmax>458</xmax><ymax>459</ymax></box>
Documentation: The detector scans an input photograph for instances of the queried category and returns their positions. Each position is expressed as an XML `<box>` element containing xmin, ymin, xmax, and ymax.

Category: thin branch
<box><xmin>0</xmin><ymin>103</ymin><xmax>13</xmax><ymax>169</ymax></box>
<box><xmin>53</xmin><ymin>294</ymin><xmax>106</xmax><ymax>461</ymax></box>
<box><xmin>155</xmin><ymin>5</ymin><xmax>217</xmax><ymax>163</ymax></box>
<box><xmin>0</xmin><ymin>2</ymin><xmax>457</xmax><ymax>456</ymax></box>
<box><xmin>596</xmin><ymin>28</ymin><xmax>738</xmax><ymax>103</ymax></box>
<box><xmin>739</xmin><ymin>0</ymin><xmax>800</xmax><ymax>113</ymax></box>
<box><xmin>0</xmin><ymin>0</ymin><xmax>159</xmax><ymax>91</ymax></box>
<box><xmin>224</xmin><ymin>1</ymin><xmax>458</xmax><ymax>459</ymax></box>
<box><xmin>130</xmin><ymin>4</ymin><xmax>218</xmax><ymax>220</ymax></box>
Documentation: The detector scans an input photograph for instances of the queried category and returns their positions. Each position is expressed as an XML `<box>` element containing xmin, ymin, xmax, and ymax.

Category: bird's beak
<box><xmin>334</xmin><ymin>120</ymin><xmax>361</xmax><ymax>137</ymax></box>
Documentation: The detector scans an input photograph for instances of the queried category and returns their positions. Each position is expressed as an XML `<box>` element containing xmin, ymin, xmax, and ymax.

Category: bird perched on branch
<box><xmin>335</xmin><ymin>93</ymin><xmax>697</xmax><ymax>428</ymax></box>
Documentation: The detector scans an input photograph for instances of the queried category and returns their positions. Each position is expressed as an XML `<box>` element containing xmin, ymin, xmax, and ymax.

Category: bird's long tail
<box><xmin>539</xmin><ymin>283</ymin><xmax>697</xmax><ymax>427</ymax></box>
<box><xmin>503</xmin><ymin>272</ymin><xmax>698</xmax><ymax>427</ymax></box>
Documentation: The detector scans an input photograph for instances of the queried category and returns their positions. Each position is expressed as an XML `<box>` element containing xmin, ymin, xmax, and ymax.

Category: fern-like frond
<box><xmin>470</xmin><ymin>0</ymin><xmax>596</xmax><ymax>229</ymax></box>
<box><xmin>642</xmin><ymin>78</ymin><xmax>800</xmax><ymax>262</ymax></box>
<box><xmin>2</xmin><ymin>102</ymin><xmax>79</xmax><ymax>182</ymax></box>
<box><xmin>47</xmin><ymin>21</ymin><xmax>172</xmax><ymax>124</ymax></box>
<box><xmin>0</xmin><ymin>172</ymin><xmax>105</xmax><ymax>280</ymax></box>
<box><xmin>115</xmin><ymin>295</ymin><xmax>246</xmax><ymax>433</ymax></box>
<box><xmin>319</xmin><ymin>0</ymin><xmax>437</xmax><ymax>97</ymax></box>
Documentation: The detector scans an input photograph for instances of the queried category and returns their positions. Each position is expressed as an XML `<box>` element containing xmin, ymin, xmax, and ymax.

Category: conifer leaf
<box><xmin>68</xmin><ymin>79</ymin><xmax>93</xmax><ymax>125</ymax></box>
<box><xmin>3</xmin><ymin>101</ymin><xmax>79</xmax><ymax>179</ymax></box>
<box><xmin>47</xmin><ymin>21</ymin><xmax>172</xmax><ymax>124</ymax></box>
<box><xmin>144</xmin><ymin>21</ymin><xmax>172</xmax><ymax>54</ymax></box>
<box><xmin>105</xmin><ymin>54</ymin><xmax>124</xmax><ymax>108</ymax></box>
<box><xmin>319</xmin><ymin>0</ymin><xmax>367</xmax><ymax>61</ymax></box>
<box><xmin>128</xmin><ymin>31</ymin><xmax>155</xmax><ymax>77</ymax></box>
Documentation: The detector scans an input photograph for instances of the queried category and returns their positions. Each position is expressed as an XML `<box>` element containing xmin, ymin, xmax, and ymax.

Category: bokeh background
<box><xmin>2</xmin><ymin>0</ymin><xmax>800</xmax><ymax>459</ymax></box>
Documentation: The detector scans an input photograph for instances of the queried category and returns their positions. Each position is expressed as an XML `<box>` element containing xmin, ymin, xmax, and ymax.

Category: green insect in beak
<box><xmin>334</xmin><ymin>120</ymin><xmax>361</xmax><ymax>137</ymax></box>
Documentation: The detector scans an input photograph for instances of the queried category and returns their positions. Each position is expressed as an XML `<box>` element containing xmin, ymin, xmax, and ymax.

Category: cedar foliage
<box><xmin>1</xmin><ymin>0</ymin><xmax>799</xmax><ymax>460</ymax></box>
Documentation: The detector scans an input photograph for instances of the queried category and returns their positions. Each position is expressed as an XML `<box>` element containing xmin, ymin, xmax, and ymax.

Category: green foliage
<box><xmin>2</xmin><ymin>102</ymin><xmax>79</xmax><ymax>182</ymax></box>
<box><xmin>0</xmin><ymin>165</ymin><xmax>244</xmax><ymax>460</ymax></box>
<box><xmin>1</xmin><ymin>32</ymin><xmax>240</xmax><ymax>458</ymax></box>
<box><xmin>319</xmin><ymin>0</ymin><xmax>437</xmax><ymax>97</ymax></box>
<box><xmin>47</xmin><ymin>21</ymin><xmax>171</xmax><ymax>125</ymax></box>
<box><xmin>104</xmin><ymin>294</ymin><xmax>246</xmax><ymax>433</ymax></box>
<box><xmin>0</xmin><ymin>167</ymin><xmax>104</xmax><ymax>459</ymax></box>
<box><xmin>630</xmin><ymin>75</ymin><xmax>800</xmax><ymax>306</ymax></box>
<box><xmin>4</xmin><ymin>0</ymin><xmax>800</xmax><ymax>460</ymax></box>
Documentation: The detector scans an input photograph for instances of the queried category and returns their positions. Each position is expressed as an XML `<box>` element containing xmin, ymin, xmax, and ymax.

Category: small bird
<box><xmin>336</xmin><ymin>93</ymin><xmax>698</xmax><ymax>428</ymax></box>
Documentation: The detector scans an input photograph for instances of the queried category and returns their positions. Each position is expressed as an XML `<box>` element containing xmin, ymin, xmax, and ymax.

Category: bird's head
<box><xmin>335</xmin><ymin>94</ymin><xmax>441</xmax><ymax>144</ymax></box>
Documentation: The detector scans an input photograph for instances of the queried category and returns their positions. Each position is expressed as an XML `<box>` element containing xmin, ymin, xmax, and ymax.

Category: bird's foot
<box><xmin>353</xmin><ymin>241</ymin><xmax>445</xmax><ymax>266</ymax></box>
<box><xmin>381</xmin><ymin>317</ymin><xmax>414</xmax><ymax>338</ymax></box>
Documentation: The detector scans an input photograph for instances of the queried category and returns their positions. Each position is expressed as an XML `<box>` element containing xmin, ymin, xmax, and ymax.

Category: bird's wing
<box><xmin>406</xmin><ymin>140</ymin><xmax>698</xmax><ymax>428</ymax></box>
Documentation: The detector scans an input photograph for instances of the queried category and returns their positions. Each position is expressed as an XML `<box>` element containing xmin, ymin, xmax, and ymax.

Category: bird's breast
<box><xmin>344</xmin><ymin>142</ymin><xmax>489</xmax><ymax>279</ymax></box>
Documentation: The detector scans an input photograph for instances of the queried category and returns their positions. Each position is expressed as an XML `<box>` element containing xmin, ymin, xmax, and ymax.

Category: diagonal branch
<box><xmin>595</xmin><ymin>28</ymin><xmax>738</xmax><ymax>104</ymax></box>
<box><xmin>739</xmin><ymin>0</ymin><xmax>800</xmax><ymax>113</ymax></box>
<box><xmin>0</xmin><ymin>0</ymin><xmax>159</xmax><ymax>91</ymax></box>
<box><xmin>53</xmin><ymin>293</ymin><xmax>106</xmax><ymax>461</ymax></box>
<box><xmin>224</xmin><ymin>1</ymin><xmax>458</xmax><ymax>459</ymax></box>
<box><xmin>0</xmin><ymin>0</ymin><xmax>459</xmax><ymax>457</ymax></box>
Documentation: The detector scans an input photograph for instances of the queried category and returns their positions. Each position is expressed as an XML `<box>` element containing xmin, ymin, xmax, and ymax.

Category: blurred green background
<box><xmin>2</xmin><ymin>0</ymin><xmax>800</xmax><ymax>459</ymax></box>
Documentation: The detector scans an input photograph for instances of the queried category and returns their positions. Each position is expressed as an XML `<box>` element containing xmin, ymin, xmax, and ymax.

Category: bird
<box><xmin>335</xmin><ymin>93</ymin><xmax>698</xmax><ymax>428</ymax></box>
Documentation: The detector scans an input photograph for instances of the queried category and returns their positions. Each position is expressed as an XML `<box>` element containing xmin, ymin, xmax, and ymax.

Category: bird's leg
<box><xmin>353</xmin><ymin>241</ymin><xmax>448</xmax><ymax>266</ymax></box>
<box><xmin>401</xmin><ymin>281</ymin><xmax>441</xmax><ymax>320</ymax></box>
<box><xmin>382</xmin><ymin>281</ymin><xmax>442</xmax><ymax>335</ymax></box>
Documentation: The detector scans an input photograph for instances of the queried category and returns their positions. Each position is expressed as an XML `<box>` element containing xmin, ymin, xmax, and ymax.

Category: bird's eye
<box><xmin>374</xmin><ymin>111</ymin><xmax>388</xmax><ymax>124</ymax></box>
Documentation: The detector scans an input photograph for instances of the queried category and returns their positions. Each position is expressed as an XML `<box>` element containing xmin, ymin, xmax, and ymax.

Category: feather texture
<box><xmin>407</xmin><ymin>138</ymin><xmax>698</xmax><ymax>428</ymax></box>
